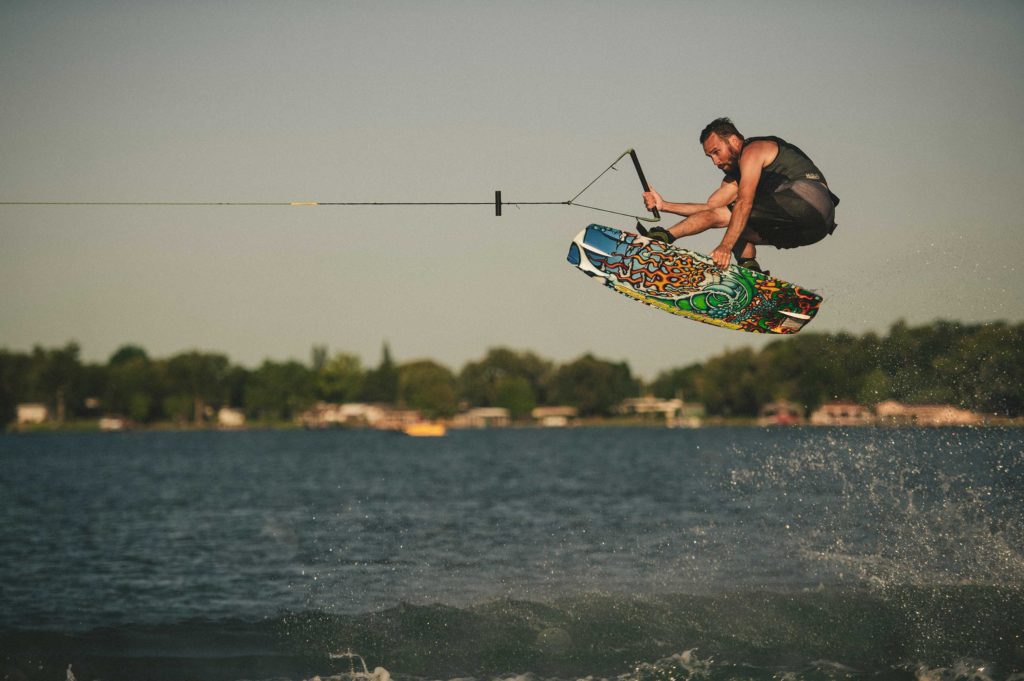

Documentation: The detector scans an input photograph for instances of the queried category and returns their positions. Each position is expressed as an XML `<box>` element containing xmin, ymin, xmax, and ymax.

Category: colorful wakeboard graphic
<box><xmin>567</xmin><ymin>224</ymin><xmax>822</xmax><ymax>334</ymax></box>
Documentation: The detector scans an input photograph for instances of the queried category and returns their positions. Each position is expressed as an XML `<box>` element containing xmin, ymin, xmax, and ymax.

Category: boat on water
<box><xmin>402</xmin><ymin>421</ymin><xmax>447</xmax><ymax>437</ymax></box>
<box><xmin>306</xmin><ymin>650</ymin><xmax>390</xmax><ymax>681</ymax></box>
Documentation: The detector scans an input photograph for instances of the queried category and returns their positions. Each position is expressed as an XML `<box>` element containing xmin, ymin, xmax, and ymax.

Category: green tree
<box><xmin>162</xmin><ymin>393</ymin><xmax>194</xmax><ymax>425</ymax></box>
<box><xmin>857</xmin><ymin>368</ymin><xmax>893</xmax><ymax>405</ymax></box>
<box><xmin>361</xmin><ymin>343</ymin><xmax>398</xmax><ymax>403</ymax></box>
<box><xmin>879</xmin><ymin>320</ymin><xmax>967</xmax><ymax>402</ymax></box>
<box><xmin>695</xmin><ymin>347</ymin><xmax>765</xmax><ymax>417</ymax></box>
<box><xmin>550</xmin><ymin>354</ymin><xmax>638</xmax><ymax>417</ymax></box>
<box><xmin>244</xmin><ymin>360</ymin><xmax>316</xmax><ymax>422</ymax></box>
<box><xmin>104</xmin><ymin>345</ymin><xmax>161</xmax><ymax>422</ymax></box>
<box><xmin>398</xmin><ymin>360</ymin><xmax>458</xmax><ymax>418</ymax></box>
<box><xmin>310</xmin><ymin>345</ymin><xmax>328</xmax><ymax>373</ymax></box>
<box><xmin>109</xmin><ymin>344</ymin><xmax>149</xmax><ymax>366</ymax></box>
<box><xmin>223</xmin><ymin>365</ymin><xmax>250</xmax><ymax>412</ymax></box>
<box><xmin>317</xmin><ymin>352</ymin><xmax>364</xmax><ymax>403</ymax></box>
<box><xmin>940</xmin><ymin>322</ymin><xmax>1024</xmax><ymax>415</ymax></box>
<box><xmin>649</xmin><ymin>363</ymin><xmax>704</xmax><ymax>402</ymax></box>
<box><xmin>459</xmin><ymin>347</ymin><xmax>552</xmax><ymax>408</ymax></box>
<box><xmin>27</xmin><ymin>343</ymin><xmax>84</xmax><ymax>422</ymax></box>
<box><xmin>0</xmin><ymin>350</ymin><xmax>31</xmax><ymax>426</ymax></box>
<box><xmin>495</xmin><ymin>375</ymin><xmax>536</xmax><ymax>419</ymax></box>
<box><xmin>164</xmin><ymin>351</ymin><xmax>230</xmax><ymax>424</ymax></box>
<box><xmin>759</xmin><ymin>333</ymin><xmax>876</xmax><ymax>410</ymax></box>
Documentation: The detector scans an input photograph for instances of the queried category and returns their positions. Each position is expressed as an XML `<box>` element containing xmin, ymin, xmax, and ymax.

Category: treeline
<box><xmin>0</xmin><ymin>343</ymin><xmax>636</xmax><ymax>426</ymax></box>
<box><xmin>1</xmin><ymin>320</ymin><xmax>1022</xmax><ymax>427</ymax></box>
<box><xmin>649</xmin><ymin>319</ymin><xmax>1024</xmax><ymax>417</ymax></box>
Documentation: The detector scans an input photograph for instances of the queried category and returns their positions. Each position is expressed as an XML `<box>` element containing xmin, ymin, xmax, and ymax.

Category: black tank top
<box><xmin>727</xmin><ymin>135</ymin><xmax>839</xmax><ymax>205</ymax></box>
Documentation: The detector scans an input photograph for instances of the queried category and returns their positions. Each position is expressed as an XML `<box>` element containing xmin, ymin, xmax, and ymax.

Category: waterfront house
<box><xmin>298</xmin><ymin>402</ymin><xmax>388</xmax><ymax>429</ymax></box>
<box><xmin>99</xmin><ymin>415</ymin><xmax>127</xmax><ymax>431</ymax></box>
<box><xmin>669</xmin><ymin>402</ymin><xmax>706</xmax><ymax>428</ymax></box>
<box><xmin>217</xmin><ymin>407</ymin><xmax>246</xmax><ymax>429</ymax></box>
<box><xmin>617</xmin><ymin>396</ymin><xmax>682</xmax><ymax>419</ymax></box>
<box><xmin>451</xmin><ymin>407</ymin><xmax>510</xmax><ymax>429</ymax></box>
<box><xmin>874</xmin><ymin>400</ymin><xmax>983</xmax><ymax>426</ymax></box>
<box><xmin>810</xmin><ymin>401</ymin><xmax>874</xmax><ymax>426</ymax></box>
<box><xmin>16</xmin><ymin>403</ymin><xmax>48</xmax><ymax>426</ymax></box>
<box><xmin>531</xmin><ymin>406</ymin><xmax>578</xmax><ymax>427</ymax></box>
<box><xmin>757</xmin><ymin>400</ymin><xmax>805</xmax><ymax>426</ymax></box>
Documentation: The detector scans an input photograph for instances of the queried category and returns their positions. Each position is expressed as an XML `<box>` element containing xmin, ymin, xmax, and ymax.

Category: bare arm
<box><xmin>644</xmin><ymin>180</ymin><xmax>737</xmax><ymax>217</ymax></box>
<box><xmin>710</xmin><ymin>141</ymin><xmax>773</xmax><ymax>268</ymax></box>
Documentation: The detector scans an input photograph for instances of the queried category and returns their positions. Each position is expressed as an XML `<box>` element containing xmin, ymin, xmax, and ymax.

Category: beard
<box><xmin>720</xmin><ymin>145</ymin><xmax>742</xmax><ymax>172</ymax></box>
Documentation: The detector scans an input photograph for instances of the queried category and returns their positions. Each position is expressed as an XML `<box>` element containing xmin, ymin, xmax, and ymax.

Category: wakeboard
<box><xmin>567</xmin><ymin>224</ymin><xmax>822</xmax><ymax>334</ymax></box>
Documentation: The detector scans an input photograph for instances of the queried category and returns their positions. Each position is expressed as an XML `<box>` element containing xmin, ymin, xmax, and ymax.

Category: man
<box><xmin>643</xmin><ymin>117</ymin><xmax>839</xmax><ymax>272</ymax></box>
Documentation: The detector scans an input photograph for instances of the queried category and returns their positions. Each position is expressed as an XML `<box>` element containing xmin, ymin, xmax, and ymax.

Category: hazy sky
<box><xmin>2</xmin><ymin>1</ymin><xmax>1022</xmax><ymax>379</ymax></box>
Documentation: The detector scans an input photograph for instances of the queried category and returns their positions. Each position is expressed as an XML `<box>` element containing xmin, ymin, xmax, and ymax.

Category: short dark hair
<box><xmin>700</xmin><ymin>117</ymin><xmax>743</xmax><ymax>144</ymax></box>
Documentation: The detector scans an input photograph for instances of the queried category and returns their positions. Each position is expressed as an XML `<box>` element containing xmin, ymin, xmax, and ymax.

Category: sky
<box><xmin>2</xmin><ymin>1</ymin><xmax>1022</xmax><ymax>380</ymax></box>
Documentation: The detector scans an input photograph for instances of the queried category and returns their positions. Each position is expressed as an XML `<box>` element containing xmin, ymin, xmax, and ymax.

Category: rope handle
<box><xmin>628</xmin><ymin>149</ymin><xmax>660</xmax><ymax>221</ymax></box>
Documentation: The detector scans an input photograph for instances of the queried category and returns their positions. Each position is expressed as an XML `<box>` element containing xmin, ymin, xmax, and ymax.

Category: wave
<box><xmin>3</xmin><ymin>587</ymin><xmax>1022</xmax><ymax>681</ymax></box>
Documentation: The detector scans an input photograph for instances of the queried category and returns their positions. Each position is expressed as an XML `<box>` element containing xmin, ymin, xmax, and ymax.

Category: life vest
<box><xmin>728</xmin><ymin>135</ymin><xmax>839</xmax><ymax>206</ymax></box>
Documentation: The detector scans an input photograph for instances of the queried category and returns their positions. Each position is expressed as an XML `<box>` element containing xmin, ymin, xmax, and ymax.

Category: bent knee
<box><xmin>705</xmin><ymin>206</ymin><xmax>731</xmax><ymax>227</ymax></box>
<box><xmin>742</xmin><ymin>227</ymin><xmax>764</xmax><ymax>244</ymax></box>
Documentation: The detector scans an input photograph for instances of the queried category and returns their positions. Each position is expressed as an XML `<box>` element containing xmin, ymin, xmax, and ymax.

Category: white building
<box><xmin>810</xmin><ymin>401</ymin><xmax>874</xmax><ymax>426</ymax></box>
<box><xmin>451</xmin><ymin>407</ymin><xmax>510</xmax><ymax>429</ymax></box>
<box><xmin>757</xmin><ymin>400</ymin><xmax>805</xmax><ymax>426</ymax></box>
<box><xmin>298</xmin><ymin>402</ymin><xmax>388</xmax><ymax>428</ymax></box>
<box><xmin>16</xmin><ymin>403</ymin><xmax>48</xmax><ymax>425</ymax></box>
<box><xmin>617</xmin><ymin>396</ymin><xmax>683</xmax><ymax>418</ymax></box>
<box><xmin>99</xmin><ymin>415</ymin><xmax>127</xmax><ymax>431</ymax></box>
<box><xmin>874</xmin><ymin>400</ymin><xmax>983</xmax><ymax>426</ymax></box>
<box><xmin>218</xmin><ymin>407</ymin><xmax>247</xmax><ymax>429</ymax></box>
<box><xmin>531</xmin><ymin>406</ymin><xmax>578</xmax><ymax>427</ymax></box>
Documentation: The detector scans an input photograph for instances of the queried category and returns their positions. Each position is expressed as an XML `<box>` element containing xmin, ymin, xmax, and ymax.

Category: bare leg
<box><xmin>668</xmin><ymin>208</ymin><xmax>763</xmax><ymax>260</ymax></box>
<box><xmin>734</xmin><ymin>240</ymin><xmax>757</xmax><ymax>260</ymax></box>
<box><xmin>666</xmin><ymin>207</ymin><xmax>731</xmax><ymax>239</ymax></box>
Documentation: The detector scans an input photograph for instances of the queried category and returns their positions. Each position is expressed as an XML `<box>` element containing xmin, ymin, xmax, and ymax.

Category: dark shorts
<box><xmin>742</xmin><ymin>179</ymin><xmax>838</xmax><ymax>249</ymax></box>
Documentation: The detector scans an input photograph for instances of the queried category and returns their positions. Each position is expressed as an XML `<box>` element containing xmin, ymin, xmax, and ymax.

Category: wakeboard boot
<box><xmin>737</xmin><ymin>258</ymin><xmax>770</xmax><ymax>276</ymax></box>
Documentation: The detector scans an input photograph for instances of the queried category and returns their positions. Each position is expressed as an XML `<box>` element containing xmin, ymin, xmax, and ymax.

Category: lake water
<box><xmin>1</xmin><ymin>427</ymin><xmax>1022</xmax><ymax>680</ymax></box>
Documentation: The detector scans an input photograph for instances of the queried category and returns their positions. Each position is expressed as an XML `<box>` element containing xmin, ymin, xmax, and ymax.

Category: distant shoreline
<box><xmin>8</xmin><ymin>417</ymin><xmax>1024</xmax><ymax>435</ymax></box>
